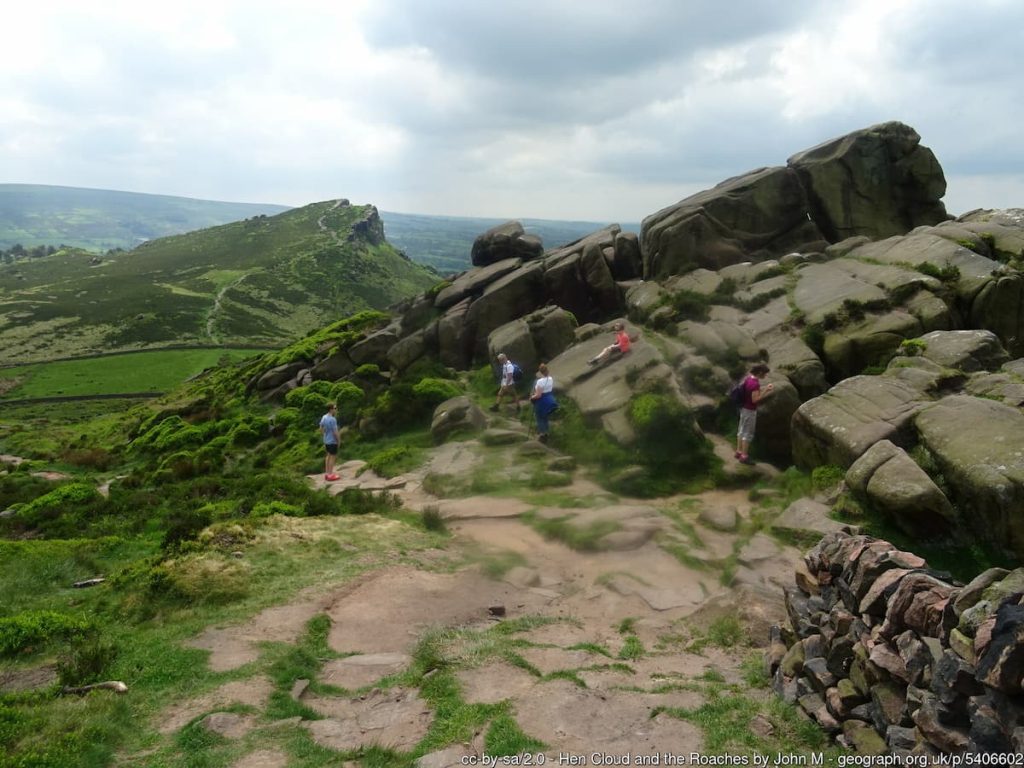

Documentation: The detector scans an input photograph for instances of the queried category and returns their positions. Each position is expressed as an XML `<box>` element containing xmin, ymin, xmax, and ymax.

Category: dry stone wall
<box><xmin>768</xmin><ymin>532</ymin><xmax>1024</xmax><ymax>756</ymax></box>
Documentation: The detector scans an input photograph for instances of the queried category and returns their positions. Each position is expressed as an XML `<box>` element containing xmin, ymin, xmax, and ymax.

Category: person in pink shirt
<box><xmin>735</xmin><ymin>363</ymin><xmax>773</xmax><ymax>465</ymax></box>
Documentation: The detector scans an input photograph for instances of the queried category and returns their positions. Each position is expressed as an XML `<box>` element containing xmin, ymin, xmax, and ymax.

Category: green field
<box><xmin>0</xmin><ymin>349</ymin><xmax>265</xmax><ymax>399</ymax></box>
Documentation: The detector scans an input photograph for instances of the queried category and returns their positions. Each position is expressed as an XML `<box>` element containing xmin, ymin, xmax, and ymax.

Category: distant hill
<box><xmin>0</xmin><ymin>201</ymin><xmax>437</xmax><ymax>364</ymax></box>
<box><xmin>381</xmin><ymin>211</ymin><xmax>639</xmax><ymax>274</ymax></box>
<box><xmin>0</xmin><ymin>184</ymin><xmax>289</xmax><ymax>251</ymax></box>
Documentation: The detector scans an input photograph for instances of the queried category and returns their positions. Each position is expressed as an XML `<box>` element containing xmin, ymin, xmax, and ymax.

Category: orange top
<box><xmin>616</xmin><ymin>330</ymin><xmax>631</xmax><ymax>353</ymax></box>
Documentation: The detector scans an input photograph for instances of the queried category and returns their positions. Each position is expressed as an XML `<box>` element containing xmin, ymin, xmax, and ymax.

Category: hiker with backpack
<box><xmin>732</xmin><ymin>363</ymin><xmax>773</xmax><ymax>465</ymax></box>
<box><xmin>490</xmin><ymin>353</ymin><xmax>522</xmax><ymax>412</ymax></box>
<box><xmin>530</xmin><ymin>363</ymin><xmax>557</xmax><ymax>444</ymax></box>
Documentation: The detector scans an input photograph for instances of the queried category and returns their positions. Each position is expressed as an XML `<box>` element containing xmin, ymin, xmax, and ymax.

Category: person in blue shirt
<box><xmin>319</xmin><ymin>403</ymin><xmax>341</xmax><ymax>481</ymax></box>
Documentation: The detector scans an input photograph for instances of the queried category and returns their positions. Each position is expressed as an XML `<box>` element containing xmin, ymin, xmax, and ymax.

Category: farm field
<box><xmin>0</xmin><ymin>348</ymin><xmax>265</xmax><ymax>400</ymax></box>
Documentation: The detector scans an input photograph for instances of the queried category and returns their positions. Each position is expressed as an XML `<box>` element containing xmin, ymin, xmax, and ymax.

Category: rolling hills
<box><xmin>0</xmin><ymin>200</ymin><xmax>437</xmax><ymax>364</ymax></box>
<box><xmin>0</xmin><ymin>184</ymin><xmax>288</xmax><ymax>252</ymax></box>
<box><xmin>380</xmin><ymin>211</ymin><xmax>639</xmax><ymax>273</ymax></box>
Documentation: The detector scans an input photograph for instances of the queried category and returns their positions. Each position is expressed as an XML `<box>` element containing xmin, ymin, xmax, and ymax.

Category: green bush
<box><xmin>669</xmin><ymin>290</ymin><xmax>711</xmax><ymax>321</ymax></box>
<box><xmin>57</xmin><ymin>635</ymin><xmax>119</xmax><ymax>686</ymax></box>
<box><xmin>250</xmin><ymin>500</ymin><xmax>303</xmax><ymax>517</ymax></box>
<box><xmin>0</xmin><ymin>610</ymin><xmax>93</xmax><ymax>657</ymax></box>
<box><xmin>630</xmin><ymin>391</ymin><xmax>712</xmax><ymax>482</ymax></box>
<box><xmin>133</xmin><ymin>415</ymin><xmax>206</xmax><ymax>452</ymax></box>
<box><xmin>331</xmin><ymin>381</ymin><xmax>365</xmax><ymax>423</ymax></box>
<box><xmin>365</xmin><ymin>445</ymin><xmax>418</xmax><ymax>478</ymax></box>
<box><xmin>412</xmin><ymin>377</ymin><xmax>461</xmax><ymax>406</ymax></box>
<box><xmin>17</xmin><ymin>484</ymin><xmax>106</xmax><ymax>535</ymax></box>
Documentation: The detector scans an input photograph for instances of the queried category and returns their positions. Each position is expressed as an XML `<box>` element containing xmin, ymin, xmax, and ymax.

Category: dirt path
<box><xmin>161</xmin><ymin>425</ymin><xmax>826</xmax><ymax>764</ymax></box>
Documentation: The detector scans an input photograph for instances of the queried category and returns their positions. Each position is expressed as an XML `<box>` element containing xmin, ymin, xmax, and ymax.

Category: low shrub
<box><xmin>57</xmin><ymin>635</ymin><xmax>119</xmax><ymax>686</ymax></box>
<box><xmin>0</xmin><ymin>610</ymin><xmax>93</xmax><ymax>657</ymax></box>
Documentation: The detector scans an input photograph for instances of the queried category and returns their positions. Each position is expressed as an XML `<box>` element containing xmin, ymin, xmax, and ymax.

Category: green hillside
<box><xmin>0</xmin><ymin>184</ymin><xmax>288</xmax><ymax>252</ymax></box>
<box><xmin>0</xmin><ymin>201</ymin><xmax>437</xmax><ymax>364</ymax></box>
<box><xmin>381</xmin><ymin>211</ymin><xmax>640</xmax><ymax>273</ymax></box>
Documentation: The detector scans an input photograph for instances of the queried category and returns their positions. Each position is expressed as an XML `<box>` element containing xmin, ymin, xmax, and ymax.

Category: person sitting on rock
<box><xmin>490</xmin><ymin>353</ymin><xmax>521</xmax><ymax>412</ymax></box>
<box><xmin>588</xmin><ymin>322</ymin><xmax>631</xmax><ymax>366</ymax></box>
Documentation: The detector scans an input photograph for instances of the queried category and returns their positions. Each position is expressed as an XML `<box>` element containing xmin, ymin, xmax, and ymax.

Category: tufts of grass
<box><xmin>485</xmin><ymin>713</ymin><xmax>546</xmax><ymax>755</ymax></box>
<box><xmin>521</xmin><ymin>511</ymin><xmax>618</xmax><ymax>552</ymax></box>
<box><xmin>617</xmin><ymin>635</ymin><xmax>645</xmax><ymax>660</ymax></box>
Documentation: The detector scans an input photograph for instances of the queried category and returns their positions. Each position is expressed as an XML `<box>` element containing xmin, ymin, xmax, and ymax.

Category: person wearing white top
<box><xmin>490</xmin><ymin>352</ymin><xmax>521</xmax><ymax>412</ymax></box>
<box><xmin>530</xmin><ymin>363</ymin><xmax>558</xmax><ymax>443</ymax></box>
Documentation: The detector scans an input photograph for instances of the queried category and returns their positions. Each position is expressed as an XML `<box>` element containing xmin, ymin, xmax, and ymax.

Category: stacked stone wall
<box><xmin>768</xmin><ymin>532</ymin><xmax>1024</xmax><ymax>755</ymax></box>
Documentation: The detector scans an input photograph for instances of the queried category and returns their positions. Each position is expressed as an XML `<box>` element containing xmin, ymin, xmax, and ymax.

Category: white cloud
<box><xmin>1</xmin><ymin>0</ymin><xmax>1022</xmax><ymax>220</ymax></box>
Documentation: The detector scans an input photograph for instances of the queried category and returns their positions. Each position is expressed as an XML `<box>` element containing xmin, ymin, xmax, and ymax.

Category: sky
<box><xmin>2</xmin><ymin>0</ymin><xmax>1022</xmax><ymax>223</ymax></box>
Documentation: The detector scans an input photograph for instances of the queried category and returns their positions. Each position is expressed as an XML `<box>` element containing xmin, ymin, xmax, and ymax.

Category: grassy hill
<box><xmin>381</xmin><ymin>211</ymin><xmax>640</xmax><ymax>274</ymax></box>
<box><xmin>0</xmin><ymin>201</ymin><xmax>437</xmax><ymax>364</ymax></box>
<box><xmin>0</xmin><ymin>184</ymin><xmax>289</xmax><ymax>252</ymax></box>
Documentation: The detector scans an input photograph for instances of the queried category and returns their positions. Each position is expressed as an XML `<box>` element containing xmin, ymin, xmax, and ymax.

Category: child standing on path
<box><xmin>735</xmin><ymin>363</ymin><xmax>773</xmax><ymax>465</ymax></box>
<box><xmin>320</xmin><ymin>403</ymin><xmax>341</xmax><ymax>481</ymax></box>
<box><xmin>530</xmin><ymin>363</ymin><xmax>557</xmax><ymax>444</ymax></box>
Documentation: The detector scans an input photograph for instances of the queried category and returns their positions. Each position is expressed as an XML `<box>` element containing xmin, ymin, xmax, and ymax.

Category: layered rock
<box><xmin>642</xmin><ymin>121</ymin><xmax>948</xmax><ymax>279</ymax></box>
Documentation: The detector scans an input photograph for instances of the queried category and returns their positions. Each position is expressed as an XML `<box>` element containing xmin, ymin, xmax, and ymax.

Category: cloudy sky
<box><xmin>2</xmin><ymin>0</ymin><xmax>1021</xmax><ymax>222</ymax></box>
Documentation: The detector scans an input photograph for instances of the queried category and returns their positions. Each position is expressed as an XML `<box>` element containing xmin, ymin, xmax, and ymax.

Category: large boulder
<box><xmin>641</xmin><ymin>165</ymin><xmax>825</xmax><ymax>279</ymax></box>
<box><xmin>348</xmin><ymin>326</ymin><xmax>399</xmax><ymax>367</ymax></box>
<box><xmin>845</xmin><ymin>440</ymin><xmax>955</xmax><ymax>538</ymax></box>
<box><xmin>791</xmin><ymin>373</ymin><xmax>933</xmax><ymax>469</ymax></box>
<box><xmin>430</xmin><ymin>396</ymin><xmax>486</xmax><ymax>444</ymax></box>
<box><xmin>917</xmin><ymin>329</ymin><xmax>1009</xmax><ymax>372</ymax></box>
<box><xmin>437</xmin><ymin>299</ymin><xmax>472</xmax><ymax>370</ymax></box>
<box><xmin>915</xmin><ymin>395</ymin><xmax>1024</xmax><ymax>558</ymax></box>
<box><xmin>434</xmin><ymin>258</ymin><xmax>522</xmax><ymax>310</ymax></box>
<box><xmin>471</xmin><ymin>221</ymin><xmax>543</xmax><ymax>267</ymax></box>
<box><xmin>464</xmin><ymin>261</ymin><xmax>546</xmax><ymax>361</ymax></box>
<box><xmin>787</xmin><ymin>121</ymin><xmax>948</xmax><ymax>242</ymax></box>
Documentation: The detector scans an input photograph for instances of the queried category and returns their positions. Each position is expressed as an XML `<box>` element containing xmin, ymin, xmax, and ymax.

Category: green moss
<box><xmin>0</xmin><ymin>610</ymin><xmax>94</xmax><ymax>657</ymax></box>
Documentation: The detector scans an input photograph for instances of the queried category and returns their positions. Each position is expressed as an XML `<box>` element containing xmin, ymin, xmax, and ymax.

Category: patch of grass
<box><xmin>522</xmin><ymin>511</ymin><xmax>619</xmax><ymax>552</ymax></box>
<box><xmin>616</xmin><ymin>618</ymin><xmax>637</xmax><ymax>635</ymax></box>
<box><xmin>618</xmin><ymin>635</ymin><xmax>645</xmax><ymax>660</ymax></box>
<box><xmin>485</xmin><ymin>713</ymin><xmax>546</xmax><ymax>756</ymax></box>
<box><xmin>567</xmin><ymin>642</ymin><xmax>612</xmax><ymax>658</ymax></box>
<box><xmin>477</xmin><ymin>550</ymin><xmax>527</xmax><ymax>580</ymax></box>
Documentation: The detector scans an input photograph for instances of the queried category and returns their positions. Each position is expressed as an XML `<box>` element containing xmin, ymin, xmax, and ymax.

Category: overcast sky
<box><xmin>2</xmin><ymin>0</ymin><xmax>1022</xmax><ymax>222</ymax></box>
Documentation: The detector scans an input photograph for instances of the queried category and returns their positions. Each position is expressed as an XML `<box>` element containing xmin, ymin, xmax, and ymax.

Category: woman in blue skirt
<box><xmin>530</xmin><ymin>363</ymin><xmax>558</xmax><ymax>444</ymax></box>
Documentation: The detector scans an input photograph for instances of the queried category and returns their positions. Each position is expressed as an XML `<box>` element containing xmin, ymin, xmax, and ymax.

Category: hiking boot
<box><xmin>734</xmin><ymin>451</ymin><xmax>742</xmax><ymax>459</ymax></box>
<box><xmin>325</xmin><ymin>474</ymin><xmax>340</xmax><ymax>481</ymax></box>
<box><xmin>538</xmin><ymin>433</ymin><xmax>548</xmax><ymax>444</ymax></box>
<box><xmin>738</xmin><ymin>454</ymin><xmax>754</xmax><ymax>466</ymax></box>
<box><xmin>489</xmin><ymin>404</ymin><xmax>500</xmax><ymax>412</ymax></box>
<box><xmin>587</xmin><ymin>358</ymin><xmax>599</xmax><ymax>366</ymax></box>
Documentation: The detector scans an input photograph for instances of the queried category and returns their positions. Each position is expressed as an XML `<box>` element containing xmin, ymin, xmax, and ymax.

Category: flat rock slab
<box><xmin>187</xmin><ymin>597</ymin><xmax>329</xmax><ymax>672</ymax></box>
<box><xmin>511</xmin><ymin>679</ymin><xmax>702</xmax><ymax>754</ymax></box>
<box><xmin>304</xmin><ymin>688</ymin><xmax>431</xmax><ymax>752</ymax></box>
<box><xmin>200</xmin><ymin>712</ymin><xmax>257</xmax><ymax>739</ymax></box>
<box><xmin>435</xmin><ymin>497</ymin><xmax>531</xmax><ymax>520</ymax></box>
<box><xmin>457</xmin><ymin>662</ymin><xmax>539</xmax><ymax>704</ymax></box>
<box><xmin>230</xmin><ymin>750</ymin><xmax>289</xmax><ymax>768</ymax></box>
<box><xmin>517</xmin><ymin>647</ymin><xmax>597</xmax><ymax>675</ymax></box>
<box><xmin>737</xmin><ymin>533</ymin><xmax>783</xmax><ymax>566</ymax></box>
<box><xmin>416</xmin><ymin>745</ymin><xmax>475</xmax><ymax>768</ymax></box>
<box><xmin>320</xmin><ymin>653</ymin><xmax>410</xmax><ymax>690</ymax></box>
<box><xmin>771</xmin><ymin>498</ymin><xmax>851</xmax><ymax>540</ymax></box>
<box><xmin>159</xmin><ymin>677</ymin><xmax>274</xmax><ymax>734</ymax></box>
<box><xmin>698</xmin><ymin>505</ymin><xmax>738</xmax><ymax>532</ymax></box>
<box><xmin>326</xmin><ymin>567</ymin><xmax>542</xmax><ymax>655</ymax></box>
<box><xmin>606</xmin><ymin>574</ymin><xmax>708</xmax><ymax>612</ymax></box>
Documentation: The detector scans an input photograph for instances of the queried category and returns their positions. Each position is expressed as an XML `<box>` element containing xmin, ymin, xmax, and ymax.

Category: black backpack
<box><xmin>728</xmin><ymin>377</ymin><xmax>747</xmax><ymax>407</ymax></box>
<box><xmin>512</xmin><ymin>363</ymin><xmax>524</xmax><ymax>383</ymax></box>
